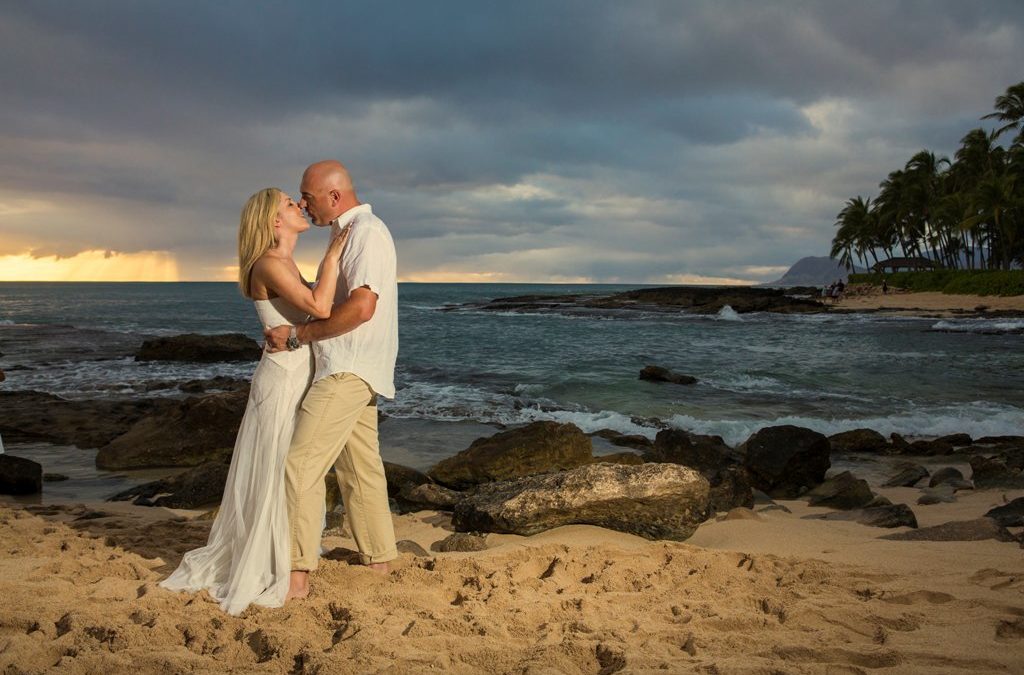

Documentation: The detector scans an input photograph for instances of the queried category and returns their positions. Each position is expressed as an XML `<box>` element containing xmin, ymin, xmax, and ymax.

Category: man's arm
<box><xmin>265</xmin><ymin>286</ymin><xmax>377</xmax><ymax>352</ymax></box>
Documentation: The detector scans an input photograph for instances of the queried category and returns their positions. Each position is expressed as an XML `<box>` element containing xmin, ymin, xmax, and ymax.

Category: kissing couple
<box><xmin>160</xmin><ymin>160</ymin><xmax>399</xmax><ymax>615</ymax></box>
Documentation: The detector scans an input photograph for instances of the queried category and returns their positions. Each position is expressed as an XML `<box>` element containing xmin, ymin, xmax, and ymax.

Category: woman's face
<box><xmin>275</xmin><ymin>192</ymin><xmax>310</xmax><ymax>234</ymax></box>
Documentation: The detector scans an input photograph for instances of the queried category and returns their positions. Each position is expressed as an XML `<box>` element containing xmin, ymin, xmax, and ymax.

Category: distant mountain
<box><xmin>762</xmin><ymin>256</ymin><xmax>863</xmax><ymax>287</ymax></box>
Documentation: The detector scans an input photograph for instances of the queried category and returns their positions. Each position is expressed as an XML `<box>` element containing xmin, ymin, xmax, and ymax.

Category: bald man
<box><xmin>265</xmin><ymin>160</ymin><xmax>399</xmax><ymax>600</ymax></box>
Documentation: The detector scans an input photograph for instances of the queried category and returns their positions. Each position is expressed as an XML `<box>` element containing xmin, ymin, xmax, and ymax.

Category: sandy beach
<box><xmin>833</xmin><ymin>288</ymin><xmax>1024</xmax><ymax>317</ymax></box>
<box><xmin>2</xmin><ymin>478</ymin><xmax>1023</xmax><ymax>674</ymax></box>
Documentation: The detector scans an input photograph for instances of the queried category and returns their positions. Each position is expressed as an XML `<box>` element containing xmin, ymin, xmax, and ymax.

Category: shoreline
<box><xmin>830</xmin><ymin>289</ymin><xmax>1024</xmax><ymax>317</ymax></box>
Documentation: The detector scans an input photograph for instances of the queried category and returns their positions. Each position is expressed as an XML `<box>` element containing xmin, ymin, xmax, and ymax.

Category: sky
<box><xmin>1</xmin><ymin>1</ymin><xmax>1021</xmax><ymax>283</ymax></box>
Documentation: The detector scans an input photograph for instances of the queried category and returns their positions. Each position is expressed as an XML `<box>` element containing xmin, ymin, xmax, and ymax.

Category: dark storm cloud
<box><xmin>0</xmin><ymin>1</ymin><xmax>1022</xmax><ymax>280</ymax></box>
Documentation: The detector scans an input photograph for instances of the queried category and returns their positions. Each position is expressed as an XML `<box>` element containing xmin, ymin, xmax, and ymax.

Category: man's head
<box><xmin>298</xmin><ymin>160</ymin><xmax>359</xmax><ymax>226</ymax></box>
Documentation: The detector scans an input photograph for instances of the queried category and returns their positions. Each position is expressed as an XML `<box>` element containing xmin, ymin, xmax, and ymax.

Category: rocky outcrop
<box><xmin>429</xmin><ymin>422</ymin><xmax>593</xmax><ymax>490</ymax></box>
<box><xmin>108</xmin><ymin>460</ymin><xmax>229</xmax><ymax>508</ymax></box>
<box><xmin>882</xmin><ymin>462</ymin><xmax>929</xmax><ymax>488</ymax></box>
<box><xmin>828</xmin><ymin>429</ymin><xmax>888</xmax><ymax>454</ymax></box>
<box><xmin>880</xmin><ymin>518</ymin><xmax>1016</xmax><ymax>543</ymax></box>
<box><xmin>804</xmin><ymin>472</ymin><xmax>874</xmax><ymax>510</ymax></box>
<box><xmin>638</xmin><ymin>366</ymin><xmax>697</xmax><ymax>385</ymax></box>
<box><xmin>95</xmin><ymin>391</ymin><xmax>247</xmax><ymax>469</ymax></box>
<box><xmin>593</xmin><ymin>430</ymin><xmax>653</xmax><ymax>450</ymax></box>
<box><xmin>0</xmin><ymin>391</ymin><xmax>174</xmax><ymax>449</ymax></box>
<box><xmin>0</xmin><ymin>454</ymin><xmax>43</xmax><ymax>495</ymax></box>
<box><xmin>399</xmin><ymin>483</ymin><xmax>461</xmax><ymax>511</ymax></box>
<box><xmin>741</xmin><ymin>425</ymin><xmax>830</xmax><ymax>498</ymax></box>
<box><xmin>452</xmin><ymin>463</ymin><xmax>710</xmax><ymax>541</ymax></box>
<box><xmin>135</xmin><ymin>333</ymin><xmax>262</xmax><ymax>362</ymax></box>
<box><xmin>644</xmin><ymin>429</ymin><xmax>753</xmax><ymax>511</ymax></box>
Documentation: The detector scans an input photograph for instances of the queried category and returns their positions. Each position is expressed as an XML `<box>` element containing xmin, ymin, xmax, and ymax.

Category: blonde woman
<box><xmin>161</xmin><ymin>188</ymin><xmax>348</xmax><ymax>615</ymax></box>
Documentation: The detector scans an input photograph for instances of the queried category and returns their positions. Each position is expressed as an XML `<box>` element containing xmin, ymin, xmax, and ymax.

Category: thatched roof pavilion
<box><xmin>871</xmin><ymin>257</ymin><xmax>940</xmax><ymax>273</ymax></box>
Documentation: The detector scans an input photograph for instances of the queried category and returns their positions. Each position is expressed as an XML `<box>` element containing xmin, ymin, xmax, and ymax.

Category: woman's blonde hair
<box><xmin>237</xmin><ymin>187</ymin><xmax>282</xmax><ymax>298</ymax></box>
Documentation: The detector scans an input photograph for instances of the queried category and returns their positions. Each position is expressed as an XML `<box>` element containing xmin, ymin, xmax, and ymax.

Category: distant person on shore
<box><xmin>264</xmin><ymin>160</ymin><xmax>400</xmax><ymax>602</ymax></box>
<box><xmin>160</xmin><ymin>187</ymin><xmax>349</xmax><ymax>614</ymax></box>
<box><xmin>882</xmin><ymin>278</ymin><xmax>888</xmax><ymax>294</ymax></box>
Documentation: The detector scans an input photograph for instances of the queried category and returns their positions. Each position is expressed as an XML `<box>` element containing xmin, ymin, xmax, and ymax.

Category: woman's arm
<box><xmin>253</xmin><ymin>231</ymin><xmax>347</xmax><ymax>319</ymax></box>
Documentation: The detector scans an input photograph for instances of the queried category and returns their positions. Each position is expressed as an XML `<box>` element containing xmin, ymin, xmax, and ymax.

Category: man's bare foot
<box><xmin>286</xmin><ymin>570</ymin><xmax>310</xmax><ymax>601</ymax></box>
<box><xmin>367</xmin><ymin>562</ymin><xmax>389</xmax><ymax>574</ymax></box>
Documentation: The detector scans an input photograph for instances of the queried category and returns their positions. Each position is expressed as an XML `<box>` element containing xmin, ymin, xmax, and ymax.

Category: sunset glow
<box><xmin>0</xmin><ymin>250</ymin><xmax>180</xmax><ymax>282</ymax></box>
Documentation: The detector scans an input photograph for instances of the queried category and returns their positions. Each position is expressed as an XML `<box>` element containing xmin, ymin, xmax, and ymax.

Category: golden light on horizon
<box><xmin>0</xmin><ymin>250</ymin><xmax>180</xmax><ymax>282</ymax></box>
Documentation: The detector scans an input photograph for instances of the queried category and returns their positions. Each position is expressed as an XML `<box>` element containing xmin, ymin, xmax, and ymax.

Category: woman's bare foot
<box><xmin>286</xmin><ymin>570</ymin><xmax>310</xmax><ymax>600</ymax></box>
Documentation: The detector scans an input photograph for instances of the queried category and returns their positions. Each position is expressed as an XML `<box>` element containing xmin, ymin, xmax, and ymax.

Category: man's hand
<box><xmin>264</xmin><ymin>324</ymin><xmax>292</xmax><ymax>353</ymax></box>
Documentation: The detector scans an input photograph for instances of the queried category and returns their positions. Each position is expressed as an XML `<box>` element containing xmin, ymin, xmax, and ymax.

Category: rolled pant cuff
<box><xmin>361</xmin><ymin>548</ymin><xmax>398</xmax><ymax>565</ymax></box>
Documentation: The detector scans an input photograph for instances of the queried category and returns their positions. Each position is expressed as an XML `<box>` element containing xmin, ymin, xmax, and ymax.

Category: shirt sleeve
<box><xmin>342</xmin><ymin>225</ymin><xmax>393</xmax><ymax>298</ymax></box>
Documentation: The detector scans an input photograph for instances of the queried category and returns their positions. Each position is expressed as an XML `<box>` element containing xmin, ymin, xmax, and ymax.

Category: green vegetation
<box><xmin>832</xmin><ymin>82</ymin><xmax>1024</xmax><ymax>271</ymax></box>
<box><xmin>849</xmin><ymin>269</ymin><xmax>1024</xmax><ymax>296</ymax></box>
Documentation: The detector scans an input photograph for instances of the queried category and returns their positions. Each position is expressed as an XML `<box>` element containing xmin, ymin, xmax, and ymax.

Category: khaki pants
<box><xmin>286</xmin><ymin>372</ymin><xmax>397</xmax><ymax>569</ymax></box>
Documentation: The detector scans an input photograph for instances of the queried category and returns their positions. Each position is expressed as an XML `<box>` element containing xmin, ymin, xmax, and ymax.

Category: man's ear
<box><xmin>329</xmin><ymin>189</ymin><xmax>341</xmax><ymax>205</ymax></box>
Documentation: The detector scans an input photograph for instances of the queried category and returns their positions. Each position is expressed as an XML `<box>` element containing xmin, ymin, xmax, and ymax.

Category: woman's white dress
<box><xmin>160</xmin><ymin>298</ymin><xmax>312</xmax><ymax>615</ymax></box>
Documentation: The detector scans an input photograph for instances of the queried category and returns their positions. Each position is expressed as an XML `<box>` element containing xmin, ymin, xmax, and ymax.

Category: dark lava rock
<box><xmin>880</xmin><ymin>518</ymin><xmax>1015</xmax><ymax>543</ymax></box>
<box><xmin>597</xmin><ymin>286</ymin><xmax>823</xmax><ymax>315</ymax></box>
<box><xmin>741</xmin><ymin>425</ymin><xmax>831</xmax><ymax>499</ymax></box>
<box><xmin>917</xmin><ymin>486</ymin><xmax>957</xmax><ymax>505</ymax></box>
<box><xmin>645</xmin><ymin>429</ymin><xmax>753</xmax><ymax>511</ymax></box>
<box><xmin>383</xmin><ymin>462</ymin><xmax>432</xmax><ymax>499</ymax></box>
<box><xmin>0</xmin><ymin>391</ymin><xmax>174</xmax><ymax>449</ymax></box>
<box><xmin>928</xmin><ymin>467</ymin><xmax>965</xmax><ymax>488</ymax></box>
<box><xmin>0</xmin><ymin>454</ymin><xmax>42</xmax><ymax>495</ymax></box>
<box><xmin>135</xmin><ymin>333</ymin><xmax>261</xmax><ymax>363</ymax></box>
<box><xmin>593</xmin><ymin>429</ymin><xmax>653</xmax><ymax>450</ymax></box>
<box><xmin>452</xmin><ymin>463</ymin><xmax>710</xmax><ymax>541</ymax></box>
<box><xmin>882</xmin><ymin>463</ymin><xmax>929</xmax><ymax>488</ymax></box>
<box><xmin>970</xmin><ymin>454</ymin><xmax>1024</xmax><ymax>489</ymax></box>
<box><xmin>639</xmin><ymin>366</ymin><xmax>697</xmax><ymax>385</ymax></box>
<box><xmin>805</xmin><ymin>471</ymin><xmax>875</xmax><ymax>510</ymax></box>
<box><xmin>178</xmin><ymin>376</ymin><xmax>250</xmax><ymax>394</ymax></box>
<box><xmin>42</xmin><ymin>473</ymin><xmax>69</xmax><ymax>482</ymax></box>
<box><xmin>829</xmin><ymin>429</ymin><xmax>889</xmax><ymax>454</ymax></box>
<box><xmin>975</xmin><ymin>435</ymin><xmax>1024</xmax><ymax>446</ymax></box>
<box><xmin>936</xmin><ymin>433</ymin><xmax>972</xmax><ymax>447</ymax></box>
<box><xmin>109</xmin><ymin>460</ymin><xmax>229</xmax><ymax>508</ymax></box>
<box><xmin>397</xmin><ymin>483</ymin><xmax>461</xmax><ymax>512</ymax></box>
<box><xmin>890</xmin><ymin>433</ymin><xmax>910</xmax><ymax>453</ymax></box>
<box><xmin>908</xmin><ymin>439</ymin><xmax>955</xmax><ymax>456</ymax></box>
<box><xmin>815</xmin><ymin>503</ymin><xmax>918</xmax><ymax>529</ymax></box>
<box><xmin>95</xmin><ymin>391</ymin><xmax>247</xmax><ymax>469</ymax></box>
<box><xmin>429</xmin><ymin>421</ymin><xmax>593</xmax><ymax>490</ymax></box>
<box><xmin>433</xmin><ymin>533</ymin><xmax>489</xmax><ymax>552</ymax></box>
<box><xmin>985</xmin><ymin>498</ymin><xmax>1024</xmax><ymax>527</ymax></box>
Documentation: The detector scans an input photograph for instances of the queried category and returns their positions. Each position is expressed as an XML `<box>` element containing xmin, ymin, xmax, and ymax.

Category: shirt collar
<box><xmin>331</xmin><ymin>203</ymin><xmax>372</xmax><ymax>232</ymax></box>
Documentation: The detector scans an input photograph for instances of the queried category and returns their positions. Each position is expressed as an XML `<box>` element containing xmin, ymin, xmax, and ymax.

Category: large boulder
<box><xmin>828</xmin><ymin>429</ymin><xmax>888</xmax><ymax>454</ymax></box>
<box><xmin>428</xmin><ymin>422</ymin><xmax>593</xmax><ymax>490</ymax></box>
<box><xmin>135</xmin><ymin>333</ymin><xmax>262</xmax><ymax>363</ymax></box>
<box><xmin>741</xmin><ymin>425</ymin><xmax>831</xmax><ymax>498</ymax></box>
<box><xmin>970</xmin><ymin>454</ymin><xmax>1024</xmax><ymax>489</ymax></box>
<box><xmin>804</xmin><ymin>471</ymin><xmax>874</xmax><ymax>510</ymax></box>
<box><xmin>0</xmin><ymin>391</ymin><xmax>173</xmax><ymax>449</ymax></box>
<box><xmin>108</xmin><ymin>460</ymin><xmax>229</xmax><ymax>508</ymax></box>
<box><xmin>0</xmin><ymin>454</ymin><xmax>43</xmax><ymax>495</ymax></box>
<box><xmin>908</xmin><ymin>439</ymin><xmax>955</xmax><ymax>456</ymax></box>
<box><xmin>452</xmin><ymin>463</ymin><xmax>710</xmax><ymax>541</ymax></box>
<box><xmin>928</xmin><ymin>467</ymin><xmax>965</xmax><ymax>488</ymax></box>
<box><xmin>95</xmin><ymin>391</ymin><xmax>247</xmax><ymax>469</ymax></box>
<box><xmin>638</xmin><ymin>366</ymin><xmax>697</xmax><ymax>385</ymax></box>
<box><xmin>645</xmin><ymin>429</ymin><xmax>753</xmax><ymax>511</ymax></box>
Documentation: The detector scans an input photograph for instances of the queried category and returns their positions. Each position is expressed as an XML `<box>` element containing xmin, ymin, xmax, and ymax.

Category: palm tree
<box><xmin>983</xmin><ymin>82</ymin><xmax>1024</xmax><ymax>144</ymax></box>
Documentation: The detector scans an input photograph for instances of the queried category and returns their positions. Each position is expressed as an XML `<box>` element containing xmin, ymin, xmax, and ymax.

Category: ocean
<box><xmin>1</xmin><ymin>282</ymin><xmax>1022</xmax><ymax>499</ymax></box>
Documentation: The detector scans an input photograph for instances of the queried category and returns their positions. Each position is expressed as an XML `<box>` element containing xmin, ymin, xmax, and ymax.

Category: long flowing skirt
<box><xmin>160</xmin><ymin>347</ymin><xmax>312</xmax><ymax>615</ymax></box>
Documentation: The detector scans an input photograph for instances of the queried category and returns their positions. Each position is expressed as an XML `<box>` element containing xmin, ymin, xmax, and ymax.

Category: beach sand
<box><xmin>833</xmin><ymin>288</ymin><xmax>1024</xmax><ymax>316</ymax></box>
<box><xmin>2</xmin><ymin>482</ymin><xmax>1023</xmax><ymax>673</ymax></box>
